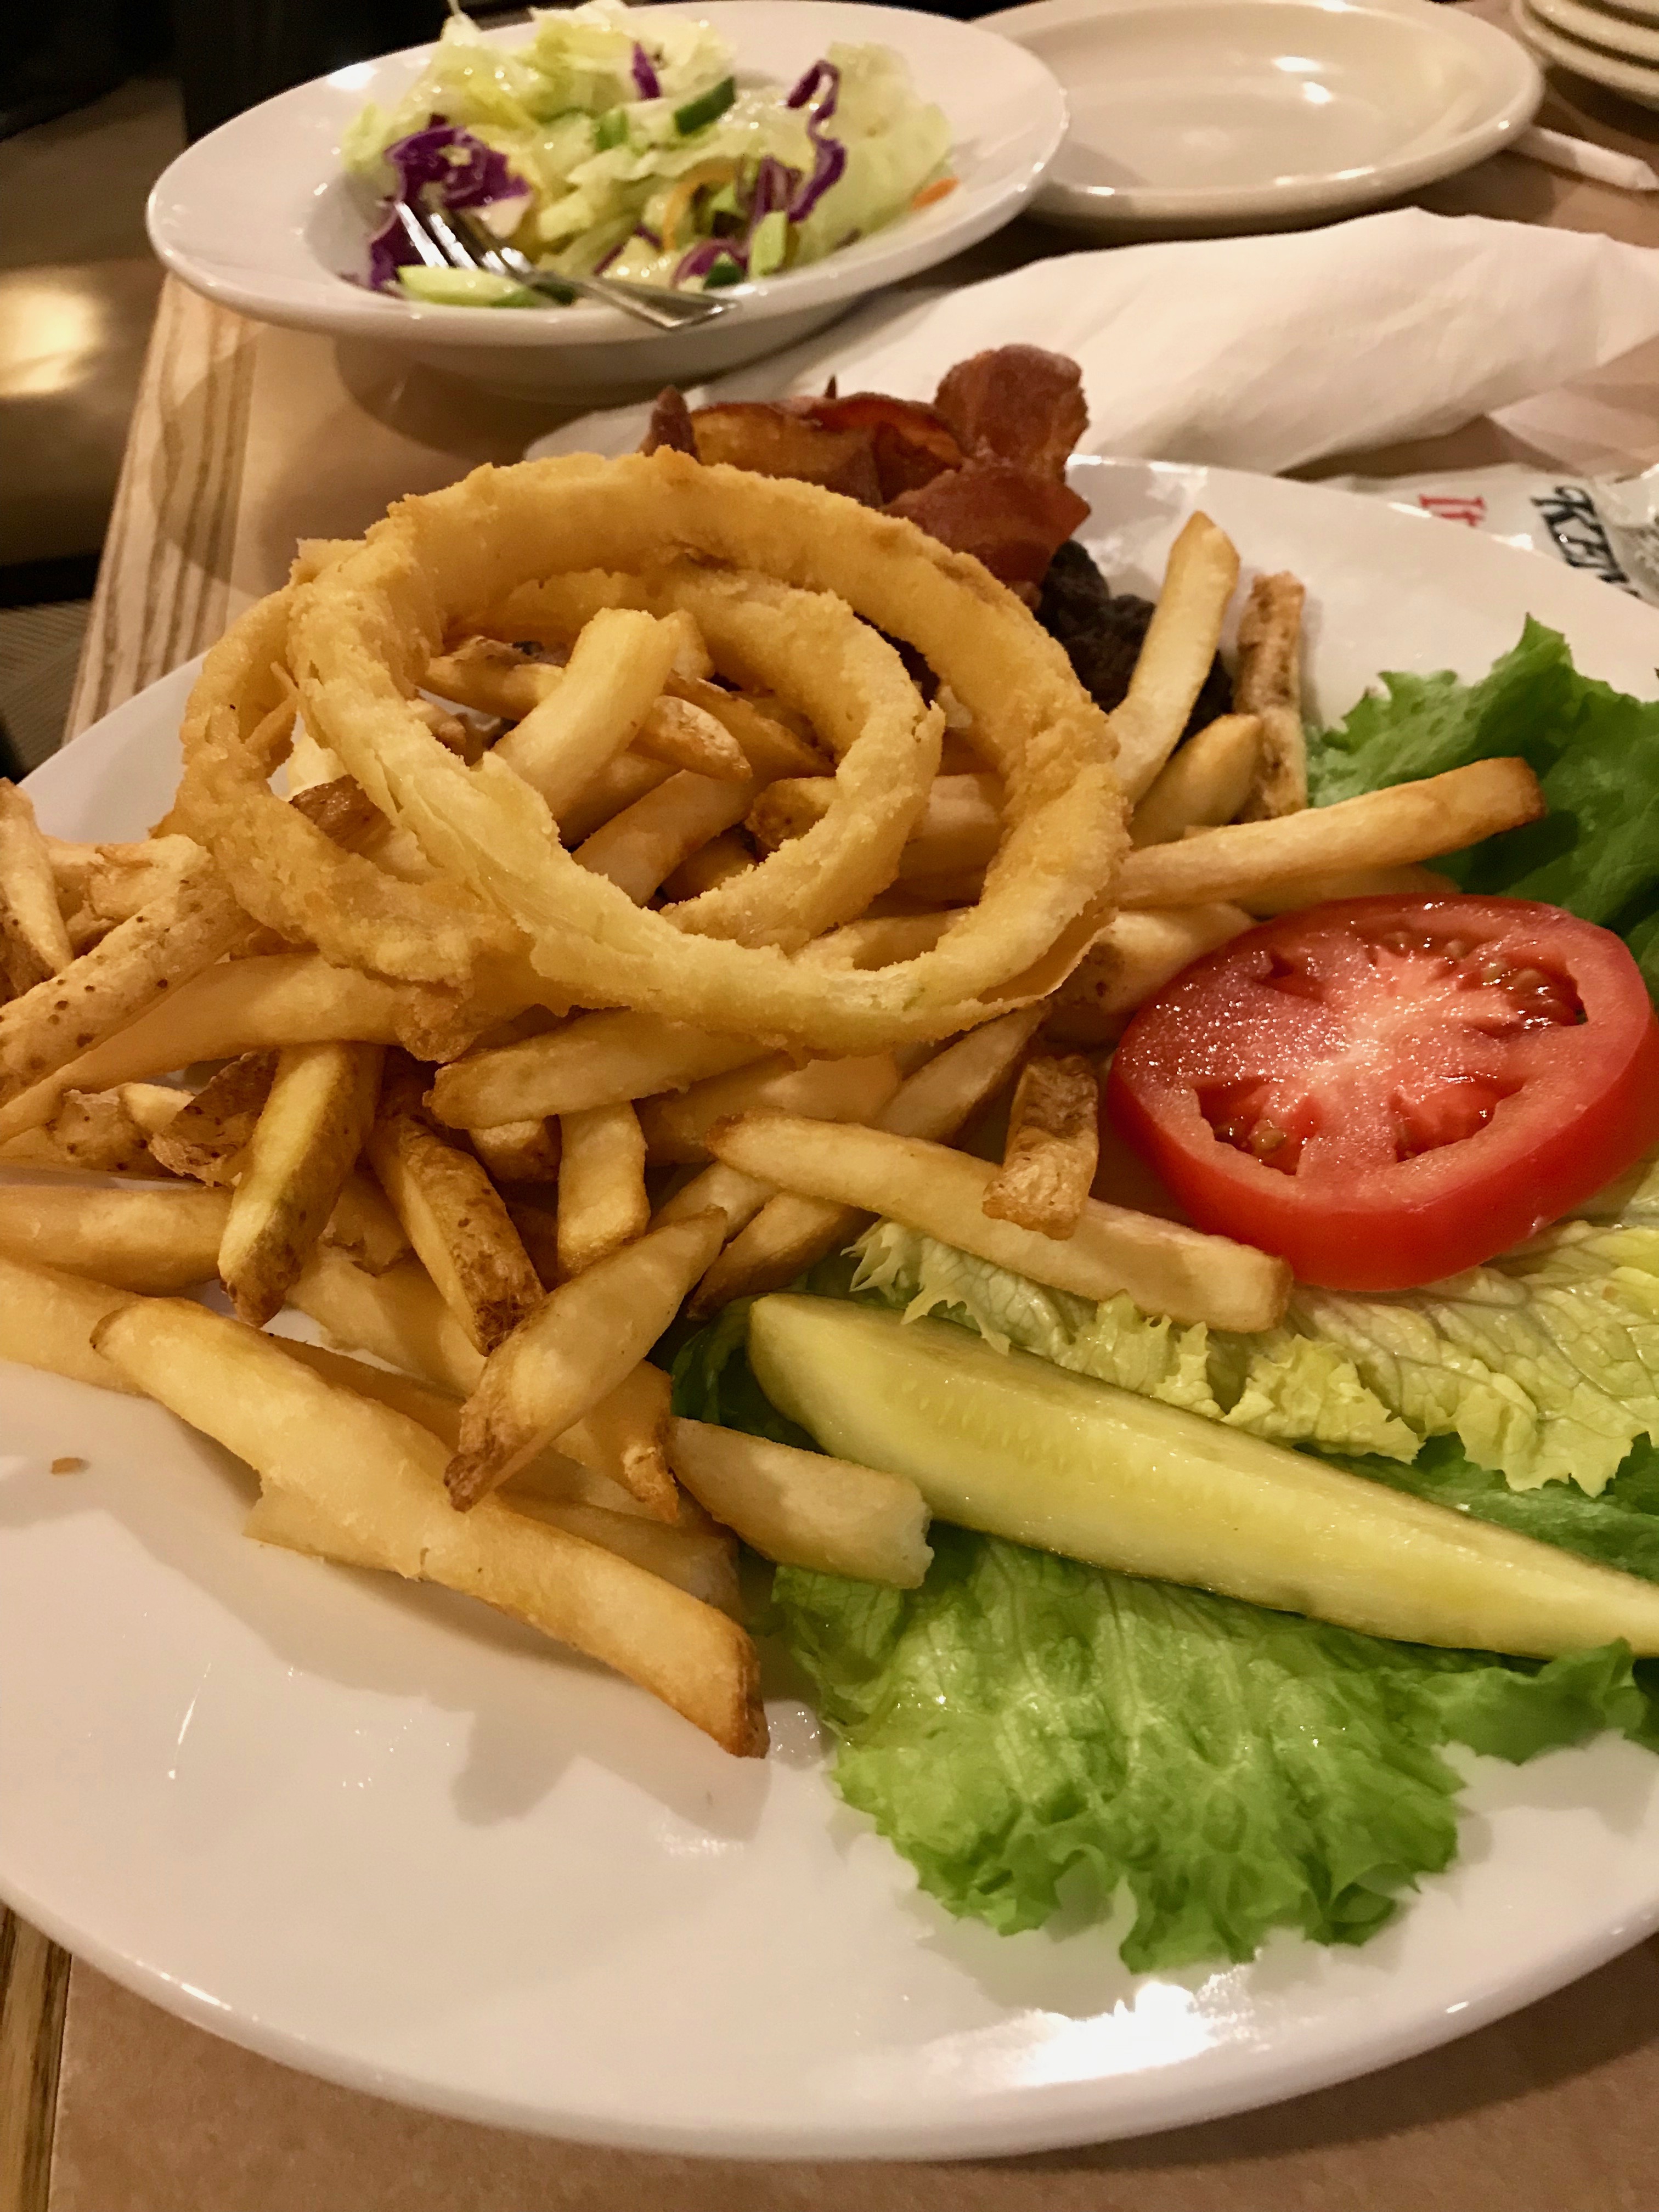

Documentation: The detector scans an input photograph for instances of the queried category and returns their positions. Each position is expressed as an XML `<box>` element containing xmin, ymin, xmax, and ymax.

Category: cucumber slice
<box><xmin>396</xmin><ymin>266</ymin><xmax>538</xmax><ymax>309</ymax></box>
<box><xmin>674</xmin><ymin>76</ymin><xmax>736</xmax><ymax>135</ymax></box>
<box><xmin>748</xmin><ymin>1295</ymin><xmax>1659</xmax><ymax>1658</ymax></box>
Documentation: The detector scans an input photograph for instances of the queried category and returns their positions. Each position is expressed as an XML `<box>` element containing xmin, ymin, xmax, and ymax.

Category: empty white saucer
<box><xmin>984</xmin><ymin>0</ymin><xmax>1542</xmax><ymax>234</ymax></box>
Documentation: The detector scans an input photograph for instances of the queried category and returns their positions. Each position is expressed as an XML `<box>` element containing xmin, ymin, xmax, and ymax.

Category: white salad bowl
<box><xmin>145</xmin><ymin>1</ymin><xmax>1067</xmax><ymax>401</ymax></box>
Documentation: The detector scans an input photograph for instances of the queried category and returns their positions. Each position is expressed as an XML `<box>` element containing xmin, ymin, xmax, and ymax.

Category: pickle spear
<box><xmin>748</xmin><ymin>1295</ymin><xmax>1659</xmax><ymax>1658</ymax></box>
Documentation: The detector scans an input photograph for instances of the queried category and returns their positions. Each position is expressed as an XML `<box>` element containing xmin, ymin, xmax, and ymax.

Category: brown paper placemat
<box><xmin>50</xmin><ymin>1945</ymin><xmax>1659</xmax><ymax>2211</ymax></box>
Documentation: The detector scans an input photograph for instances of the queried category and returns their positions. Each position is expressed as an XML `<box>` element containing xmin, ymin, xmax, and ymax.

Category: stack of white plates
<box><xmin>1513</xmin><ymin>0</ymin><xmax>1659</xmax><ymax>111</ymax></box>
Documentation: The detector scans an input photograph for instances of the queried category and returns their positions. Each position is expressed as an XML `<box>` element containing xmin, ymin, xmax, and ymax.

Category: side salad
<box><xmin>673</xmin><ymin>612</ymin><xmax>1659</xmax><ymax>1973</ymax></box>
<box><xmin>340</xmin><ymin>1</ymin><xmax>954</xmax><ymax>303</ymax></box>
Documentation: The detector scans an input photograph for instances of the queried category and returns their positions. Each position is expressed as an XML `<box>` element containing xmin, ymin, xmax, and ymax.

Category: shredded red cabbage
<box><xmin>746</xmin><ymin>154</ymin><xmax>800</xmax><ymax>235</ymax></box>
<box><xmin>365</xmin><ymin>116</ymin><xmax>527</xmax><ymax>291</ymax></box>
<box><xmin>631</xmin><ymin>43</ymin><xmax>662</xmax><ymax>99</ymax></box>
<box><xmin>781</xmin><ymin>60</ymin><xmax>846</xmax><ymax>222</ymax></box>
<box><xmin>673</xmin><ymin>236</ymin><xmax>747</xmax><ymax>284</ymax></box>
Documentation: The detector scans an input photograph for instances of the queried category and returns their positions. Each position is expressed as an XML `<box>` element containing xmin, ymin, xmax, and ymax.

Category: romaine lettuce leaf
<box><xmin>852</xmin><ymin>1222</ymin><xmax>1417</xmax><ymax>1458</ymax></box>
<box><xmin>1308</xmin><ymin>617</ymin><xmax>1659</xmax><ymax>951</ymax></box>
<box><xmin>1294</xmin><ymin>1219</ymin><xmax>1659</xmax><ymax>1494</ymax></box>
<box><xmin>852</xmin><ymin>1204</ymin><xmax>1659</xmax><ymax>1496</ymax></box>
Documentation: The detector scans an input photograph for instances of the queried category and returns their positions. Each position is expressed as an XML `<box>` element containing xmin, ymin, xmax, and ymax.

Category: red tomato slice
<box><xmin>1105</xmin><ymin>896</ymin><xmax>1659</xmax><ymax>1291</ymax></box>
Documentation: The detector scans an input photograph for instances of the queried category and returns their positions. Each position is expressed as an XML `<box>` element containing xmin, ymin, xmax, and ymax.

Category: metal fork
<box><xmin>392</xmin><ymin>200</ymin><xmax>736</xmax><ymax>330</ymax></box>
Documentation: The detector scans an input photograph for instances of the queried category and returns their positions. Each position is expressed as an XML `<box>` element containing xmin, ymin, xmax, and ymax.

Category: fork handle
<box><xmin>520</xmin><ymin>268</ymin><xmax>732</xmax><ymax>329</ymax></box>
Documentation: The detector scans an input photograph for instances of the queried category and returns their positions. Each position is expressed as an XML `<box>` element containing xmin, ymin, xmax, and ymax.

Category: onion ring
<box><xmin>171</xmin><ymin>585</ymin><xmax>521</xmax><ymax>988</ymax></box>
<box><xmin>289</xmin><ymin>452</ymin><xmax>1124</xmax><ymax>1051</ymax></box>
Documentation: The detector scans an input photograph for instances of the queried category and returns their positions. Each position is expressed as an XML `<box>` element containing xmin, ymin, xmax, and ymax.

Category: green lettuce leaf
<box><xmin>776</xmin><ymin>1528</ymin><xmax>1656</xmax><ymax>1969</ymax></box>
<box><xmin>672</xmin><ymin>1297</ymin><xmax>1659</xmax><ymax>1965</ymax></box>
<box><xmin>1307</xmin><ymin>617</ymin><xmax>1659</xmax><ymax>944</ymax></box>
<box><xmin>1293</xmin><ymin>1219</ymin><xmax>1659</xmax><ymax>1494</ymax></box>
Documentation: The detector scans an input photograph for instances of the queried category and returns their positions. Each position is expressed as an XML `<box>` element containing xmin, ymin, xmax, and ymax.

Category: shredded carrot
<box><xmin>659</xmin><ymin>160</ymin><xmax>741</xmax><ymax>253</ymax></box>
<box><xmin>911</xmin><ymin>176</ymin><xmax>959</xmax><ymax>212</ymax></box>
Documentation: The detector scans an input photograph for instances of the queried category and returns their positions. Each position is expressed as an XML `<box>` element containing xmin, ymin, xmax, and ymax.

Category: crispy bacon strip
<box><xmin>933</xmin><ymin>347</ymin><xmax>1088</xmax><ymax>482</ymax></box>
<box><xmin>887</xmin><ymin>459</ymin><xmax>1091</xmax><ymax>594</ymax></box>
<box><xmin>641</xmin><ymin>388</ymin><xmax>697</xmax><ymax>457</ymax></box>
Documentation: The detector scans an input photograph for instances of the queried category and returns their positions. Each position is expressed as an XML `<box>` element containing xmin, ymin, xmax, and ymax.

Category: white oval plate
<box><xmin>145</xmin><ymin>2</ymin><xmax>1065</xmax><ymax>400</ymax></box>
<box><xmin>982</xmin><ymin>0</ymin><xmax>1539</xmax><ymax>234</ymax></box>
<box><xmin>1514</xmin><ymin>0</ymin><xmax>1659</xmax><ymax>100</ymax></box>
<box><xmin>1526</xmin><ymin>0</ymin><xmax>1659</xmax><ymax>63</ymax></box>
<box><xmin>6</xmin><ymin>462</ymin><xmax>1659</xmax><ymax>2159</ymax></box>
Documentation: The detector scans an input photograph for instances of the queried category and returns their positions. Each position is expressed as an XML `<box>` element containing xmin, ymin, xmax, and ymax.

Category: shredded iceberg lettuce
<box><xmin>341</xmin><ymin>3</ymin><xmax>951</xmax><ymax>299</ymax></box>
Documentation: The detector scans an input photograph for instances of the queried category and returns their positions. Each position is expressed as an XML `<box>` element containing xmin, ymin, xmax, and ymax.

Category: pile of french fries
<box><xmin>0</xmin><ymin>507</ymin><xmax>1548</xmax><ymax>1756</ymax></box>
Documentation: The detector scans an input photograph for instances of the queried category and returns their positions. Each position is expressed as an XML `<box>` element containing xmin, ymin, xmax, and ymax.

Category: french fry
<box><xmin>637</xmin><ymin>1051</ymin><xmax>900</xmax><ymax>1166</ymax></box>
<box><xmin>668</xmin><ymin>1417</ymin><xmax>932</xmax><ymax>1588</ymax></box>
<box><xmin>0</xmin><ymin>1181</ymin><xmax>229</xmax><ymax>1293</ymax></box>
<box><xmin>364</xmin><ymin>1057</ymin><xmax>543</xmax><ymax>1354</ymax></box>
<box><xmin>447</xmin><ymin>1211</ymin><xmax>725</xmax><ymax>1508</ymax></box>
<box><xmin>557</xmin><ymin>1100</ymin><xmax>649</xmax><ymax>1276</ymax></box>
<box><xmin>0</xmin><ymin>851</ymin><xmax>252</xmax><ymax>1114</ymax></box>
<box><xmin>1234</xmin><ymin>572</ymin><xmax>1307</xmax><ymax>820</ymax></box>
<box><xmin>1114</xmin><ymin>760</ymin><xmax>1545</xmax><ymax>911</ymax></box>
<box><xmin>553</xmin><ymin>753</ymin><xmax>672</xmax><ymax>845</ymax></box>
<box><xmin>504</xmin><ymin>1494</ymin><xmax>740</xmax><ymax>1611</ymax></box>
<box><xmin>425</xmin><ymin>637</ymin><xmax>557</xmax><ymax>720</ymax></box>
<box><xmin>471</xmin><ymin>1116</ymin><xmax>562</xmax><ymax>1185</ymax></box>
<box><xmin>668</xmin><ymin>676</ymin><xmax>827</xmax><ymax>779</ymax></box>
<box><xmin>981</xmin><ymin>1053</ymin><xmax>1100</xmax><ymax>1240</ymax></box>
<box><xmin>95</xmin><ymin>1300</ymin><xmax>766</xmax><ymax>1757</ymax></box>
<box><xmin>0</xmin><ymin>1249</ymin><xmax>137</xmax><ymax>1392</ymax></box>
<box><xmin>658</xmin><ymin>608</ymin><xmax>714</xmax><ymax>684</ymax></box>
<box><xmin>120</xmin><ymin>1082</ymin><xmax>194</xmax><ymax>1136</ymax></box>
<box><xmin>688</xmin><ymin>1007</ymin><xmax>1042</xmax><ymax>1312</ymax></box>
<box><xmin>706</xmin><ymin>1114</ymin><xmax>1290</xmax><ymax>1332</ymax></box>
<box><xmin>1044</xmin><ymin>906</ymin><xmax>1254</xmax><ymax>1048</ymax></box>
<box><xmin>575</xmin><ymin>770</ymin><xmax>756</xmax><ymax>904</ymax></box>
<box><xmin>1130</xmin><ymin>714</ymin><xmax>1262</xmax><ymax>847</ymax></box>
<box><xmin>287</xmin><ymin>1245</ymin><xmax>676</xmax><ymax>1514</ymax></box>
<box><xmin>660</xmin><ymin>830</ymin><xmax>755</xmax><ymax>902</ymax></box>
<box><xmin>270</xmin><ymin>1337</ymin><xmax>655</xmax><ymax>1520</ymax></box>
<box><xmin>430</xmin><ymin>637</ymin><xmax>744</xmax><ymax>781</ymax></box>
<box><xmin>1237</xmin><ymin>863</ymin><xmax>1459</xmax><ymax>916</ymax></box>
<box><xmin>319</xmin><ymin>1170</ymin><xmax>411</xmax><ymax>1272</ymax></box>
<box><xmin>0</xmin><ymin>956</ymin><xmax>421</xmax><ymax>1148</ymax></box>
<box><xmin>635</xmin><ymin>696</ymin><xmax>749</xmax><ymax>782</ymax></box>
<box><xmin>504</xmin><ymin>1188</ymin><xmax>561</xmax><ymax>1286</ymax></box>
<box><xmin>147</xmin><ymin>1052</ymin><xmax>276</xmax><ymax>1183</ymax></box>
<box><xmin>1109</xmin><ymin>515</ymin><xmax>1243</xmax><ymax>802</ymax></box>
<box><xmin>494</xmin><ymin>608</ymin><xmax>683</xmax><ymax>817</ymax></box>
<box><xmin>218</xmin><ymin>1042</ymin><xmax>383</xmax><ymax>1325</ymax></box>
<box><xmin>0</xmin><ymin>780</ymin><xmax>74</xmax><ymax>992</ymax></box>
<box><xmin>0</xmin><ymin>1084</ymin><xmax>178</xmax><ymax>1176</ymax></box>
<box><xmin>553</xmin><ymin>1359</ymin><xmax>678</xmax><ymax>1521</ymax></box>
<box><xmin>654</xmin><ymin>1159</ymin><xmax>774</xmax><ymax>1237</ymax></box>
<box><xmin>748</xmin><ymin>774</ymin><xmax>1002</xmax><ymax>885</ymax></box>
<box><xmin>411</xmin><ymin>696</ymin><xmax>483</xmax><ymax>763</ymax></box>
<box><xmin>290</xmin><ymin>1248</ymin><xmax>483</xmax><ymax>1393</ymax></box>
<box><xmin>430</xmin><ymin>1009</ymin><xmax>768</xmax><ymax>1130</ymax></box>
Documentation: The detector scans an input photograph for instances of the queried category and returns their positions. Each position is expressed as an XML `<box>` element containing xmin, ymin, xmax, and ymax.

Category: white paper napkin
<box><xmin>533</xmin><ymin>208</ymin><xmax>1659</xmax><ymax>477</ymax></box>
